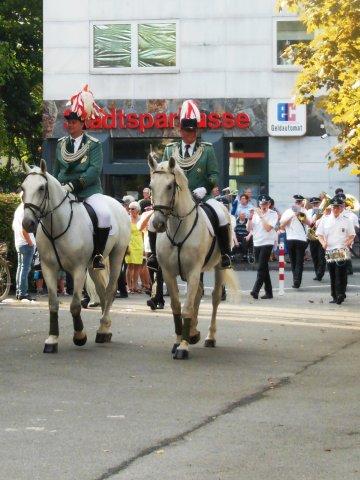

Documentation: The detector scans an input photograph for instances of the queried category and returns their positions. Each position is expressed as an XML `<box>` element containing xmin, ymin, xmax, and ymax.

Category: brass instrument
<box><xmin>345</xmin><ymin>194</ymin><xmax>360</xmax><ymax>213</ymax></box>
<box><xmin>307</xmin><ymin>194</ymin><xmax>332</xmax><ymax>241</ymax></box>
<box><xmin>297</xmin><ymin>212</ymin><xmax>307</xmax><ymax>224</ymax></box>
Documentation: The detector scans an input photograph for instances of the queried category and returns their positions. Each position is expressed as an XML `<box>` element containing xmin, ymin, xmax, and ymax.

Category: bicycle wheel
<box><xmin>0</xmin><ymin>258</ymin><xmax>11</xmax><ymax>302</ymax></box>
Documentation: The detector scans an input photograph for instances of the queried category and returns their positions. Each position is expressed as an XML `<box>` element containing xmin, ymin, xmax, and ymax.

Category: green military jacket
<box><xmin>162</xmin><ymin>140</ymin><xmax>219</xmax><ymax>201</ymax></box>
<box><xmin>53</xmin><ymin>133</ymin><xmax>103</xmax><ymax>200</ymax></box>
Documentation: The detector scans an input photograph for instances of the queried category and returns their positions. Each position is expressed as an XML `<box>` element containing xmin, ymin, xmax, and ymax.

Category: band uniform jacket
<box><xmin>53</xmin><ymin>133</ymin><xmax>103</xmax><ymax>200</ymax></box>
<box><xmin>162</xmin><ymin>141</ymin><xmax>219</xmax><ymax>201</ymax></box>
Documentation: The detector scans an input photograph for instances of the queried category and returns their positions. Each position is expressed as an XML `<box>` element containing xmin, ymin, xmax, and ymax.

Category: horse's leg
<box><xmin>41</xmin><ymin>264</ymin><xmax>60</xmax><ymax>354</ymax></box>
<box><xmin>95</xmin><ymin>247</ymin><xmax>124</xmax><ymax>343</ymax></box>
<box><xmin>161</xmin><ymin>269</ymin><xmax>182</xmax><ymax>355</ymax></box>
<box><xmin>71</xmin><ymin>268</ymin><xmax>87</xmax><ymax>347</ymax></box>
<box><xmin>189</xmin><ymin>280</ymin><xmax>203</xmax><ymax>345</ymax></box>
<box><xmin>205</xmin><ymin>267</ymin><xmax>223</xmax><ymax>348</ymax></box>
<box><xmin>173</xmin><ymin>269</ymin><xmax>201</xmax><ymax>360</ymax></box>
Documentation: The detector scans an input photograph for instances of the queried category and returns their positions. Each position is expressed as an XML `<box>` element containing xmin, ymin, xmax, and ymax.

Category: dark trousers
<box><xmin>118</xmin><ymin>262</ymin><xmax>127</xmax><ymax>294</ymax></box>
<box><xmin>252</xmin><ymin>245</ymin><xmax>273</xmax><ymax>295</ymax></box>
<box><xmin>309</xmin><ymin>240</ymin><xmax>326</xmax><ymax>280</ymax></box>
<box><xmin>327</xmin><ymin>262</ymin><xmax>347</xmax><ymax>299</ymax></box>
<box><xmin>287</xmin><ymin>240</ymin><xmax>308</xmax><ymax>286</ymax></box>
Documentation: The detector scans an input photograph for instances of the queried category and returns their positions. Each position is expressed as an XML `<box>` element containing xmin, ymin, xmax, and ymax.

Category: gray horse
<box><xmin>21</xmin><ymin>160</ymin><xmax>130</xmax><ymax>353</ymax></box>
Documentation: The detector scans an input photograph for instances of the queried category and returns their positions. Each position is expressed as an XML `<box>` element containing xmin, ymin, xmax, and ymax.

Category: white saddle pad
<box><xmin>199</xmin><ymin>208</ymin><xmax>215</xmax><ymax>237</ymax></box>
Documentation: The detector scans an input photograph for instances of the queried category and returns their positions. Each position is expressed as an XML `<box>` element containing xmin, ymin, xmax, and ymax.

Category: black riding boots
<box><xmin>92</xmin><ymin>227</ymin><xmax>110</xmax><ymax>270</ymax></box>
<box><xmin>146</xmin><ymin>230</ymin><xmax>159</xmax><ymax>271</ymax></box>
<box><xmin>217</xmin><ymin>225</ymin><xmax>232</xmax><ymax>269</ymax></box>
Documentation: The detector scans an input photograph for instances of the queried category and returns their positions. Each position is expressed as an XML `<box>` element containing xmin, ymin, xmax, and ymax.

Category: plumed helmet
<box><xmin>64</xmin><ymin>84</ymin><xmax>104</xmax><ymax>124</ymax></box>
<box><xmin>179</xmin><ymin>99</ymin><xmax>201</xmax><ymax>130</ymax></box>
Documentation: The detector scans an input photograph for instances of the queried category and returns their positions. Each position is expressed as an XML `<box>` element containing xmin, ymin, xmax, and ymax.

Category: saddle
<box><xmin>199</xmin><ymin>203</ymin><xmax>219</xmax><ymax>267</ymax></box>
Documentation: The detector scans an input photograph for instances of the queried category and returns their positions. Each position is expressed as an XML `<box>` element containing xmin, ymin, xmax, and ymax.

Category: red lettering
<box><xmin>88</xmin><ymin>117</ymin><xmax>102</xmax><ymax>129</ymax></box>
<box><xmin>154</xmin><ymin>113</ymin><xmax>168</xmax><ymax>128</ymax></box>
<box><xmin>168</xmin><ymin>112</ymin><xmax>178</xmax><ymax>128</ymax></box>
<box><xmin>102</xmin><ymin>108</ymin><xmax>116</xmax><ymax>129</ymax></box>
<box><xmin>139</xmin><ymin>113</ymin><xmax>154</xmax><ymax>133</ymax></box>
<box><xmin>236</xmin><ymin>112</ymin><xmax>250</xmax><ymax>129</ymax></box>
<box><xmin>198</xmin><ymin>112</ymin><xmax>207</xmax><ymax>129</ymax></box>
<box><xmin>117</xmin><ymin>109</ymin><xmax>125</xmax><ymax>128</ymax></box>
<box><xmin>207</xmin><ymin>112</ymin><xmax>221</xmax><ymax>129</ymax></box>
<box><xmin>222</xmin><ymin>112</ymin><xmax>235</xmax><ymax>129</ymax></box>
<box><xmin>126</xmin><ymin>113</ymin><xmax>139</xmax><ymax>129</ymax></box>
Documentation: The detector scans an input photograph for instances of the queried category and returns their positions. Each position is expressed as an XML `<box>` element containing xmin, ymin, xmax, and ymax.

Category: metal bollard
<box><xmin>278</xmin><ymin>242</ymin><xmax>285</xmax><ymax>296</ymax></box>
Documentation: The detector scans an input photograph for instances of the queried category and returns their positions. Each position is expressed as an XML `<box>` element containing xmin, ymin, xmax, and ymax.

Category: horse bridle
<box><xmin>23</xmin><ymin>171</ymin><xmax>74</xmax><ymax>271</ymax></box>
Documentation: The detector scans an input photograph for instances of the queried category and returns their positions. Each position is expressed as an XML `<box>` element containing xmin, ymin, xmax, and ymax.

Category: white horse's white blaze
<box><xmin>148</xmin><ymin>156</ymin><xmax>239</xmax><ymax>359</ymax></box>
<box><xmin>21</xmin><ymin>162</ymin><xmax>131</xmax><ymax>351</ymax></box>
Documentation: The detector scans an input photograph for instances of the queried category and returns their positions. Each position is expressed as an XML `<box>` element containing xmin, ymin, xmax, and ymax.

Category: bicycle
<box><xmin>0</xmin><ymin>242</ymin><xmax>11</xmax><ymax>302</ymax></box>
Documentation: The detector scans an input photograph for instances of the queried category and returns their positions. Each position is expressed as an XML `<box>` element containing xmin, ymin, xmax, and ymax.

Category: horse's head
<box><xmin>21</xmin><ymin>159</ymin><xmax>49</xmax><ymax>233</ymax></box>
<box><xmin>148</xmin><ymin>153</ymin><xmax>180</xmax><ymax>232</ymax></box>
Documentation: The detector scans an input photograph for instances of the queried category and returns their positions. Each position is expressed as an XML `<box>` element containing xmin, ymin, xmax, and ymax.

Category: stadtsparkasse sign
<box><xmin>86</xmin><ymin>108</ymin><xmax>251</xmax><ymax>133</ymax></box>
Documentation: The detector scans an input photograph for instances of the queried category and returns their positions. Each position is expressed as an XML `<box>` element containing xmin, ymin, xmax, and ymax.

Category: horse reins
<box><xmin>23</xmin><ymin>172</ymin><xmax>74</xmax><ymax>271</ymax></box>
<box><xmin>152</xmin><ymin>169</ymin><xmax>199</xmax><ymax>280</ymax></box>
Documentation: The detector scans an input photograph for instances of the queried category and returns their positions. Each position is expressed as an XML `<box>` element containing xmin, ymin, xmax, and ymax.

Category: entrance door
<box><xmin>225</xmin><ymin>137</ymin><xmax>268</xmax><ymax>201</ymax></box>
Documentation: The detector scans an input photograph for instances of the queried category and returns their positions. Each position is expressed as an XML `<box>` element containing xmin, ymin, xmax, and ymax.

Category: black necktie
<box><xmin>69</xmin><ymin>138</ymin><xmax>75</xmax><ymax>153</ymax></box>
<box><xmin>184</xmin><ymin>144</ymin><xmax>190</xmax><ymax>157</ymax></box>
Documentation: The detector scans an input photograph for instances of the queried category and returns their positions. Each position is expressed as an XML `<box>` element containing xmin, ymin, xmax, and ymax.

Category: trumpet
<box><xmin>344</xmin><ymin>194</ymin><xmax>360</xmax><ymax>213</ymax></box>
<box><xmin>307</xmin><ymin>194</ymin><xmax>332</xmax><ymax>241</ymax></box>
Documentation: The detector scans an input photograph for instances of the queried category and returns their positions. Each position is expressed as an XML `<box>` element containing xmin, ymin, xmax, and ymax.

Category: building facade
<box><xmin>43</xmin><ymin>0</ymin><xmax>359</xmax><ymax>209</ymax></box>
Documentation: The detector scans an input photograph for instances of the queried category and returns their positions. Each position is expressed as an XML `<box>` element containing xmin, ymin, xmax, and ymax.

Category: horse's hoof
<box><xmin>204</xmin><ymin>339</ymin><xmax>216</xmax><ymax>348</ymax></box>
<box><xmin>173</xmin><ymin>348</ymin><xmax>189</xmax><ymax>360</ymax></box>
<box><xmin>171</xmin><ymin>343</ymin><xmax>180</xmax><ymax>354</ymax></box>
<box><xmin>43</xmin><ymin>343</ymin><xmax>58</xmax><ymax>354</ymax></box>
<box><xmin>189</xmin><ymin>332</ymin><xmax>201</xmax><ymax>345</ymax></box>
<box><xmin>73</xmin><ymin>335</ymin><xmax>87</xmax><ymax>347</ymax></box>
<box><xmin>95</xmin><ymin>332</ymin><xmax>112</xmax><ymax>343</ymax></box>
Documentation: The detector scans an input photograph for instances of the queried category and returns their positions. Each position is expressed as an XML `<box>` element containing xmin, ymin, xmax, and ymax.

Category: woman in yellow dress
<box><xmin>125</xmin><ymin>202</ymin><xmax>144</xmax><ymax>293</ymax></box>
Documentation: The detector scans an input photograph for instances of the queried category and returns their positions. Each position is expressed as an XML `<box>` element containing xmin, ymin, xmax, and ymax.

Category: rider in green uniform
<box><xmin>147</xmin><ymin>99</ymin><xmax>232</xmax><ymax>270</ymax></box>
<box><xmin>53</xmin><ymin>85</ymin><xmax>109</xmax><ymax>270</ymax></box>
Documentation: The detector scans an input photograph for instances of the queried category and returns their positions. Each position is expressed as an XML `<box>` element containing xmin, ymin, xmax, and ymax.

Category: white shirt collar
<box><xmin>181</xmin><ymin>140</ymin><xmax>196</xmax><ymax>157</ymax></box>
<box><xmin>71</xmin><ymin>134</ymin><xmax>84</xmax><ymax>153</ymax></box>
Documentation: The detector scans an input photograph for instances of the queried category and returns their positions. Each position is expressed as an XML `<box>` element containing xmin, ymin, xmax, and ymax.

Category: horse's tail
<box><xmin>223</xmin><ymin>268</ymin><xmax>241</xmax><ymax>303</ymax></box>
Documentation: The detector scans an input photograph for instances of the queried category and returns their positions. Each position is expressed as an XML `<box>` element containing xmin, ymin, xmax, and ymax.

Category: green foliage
<box><xmin>0</xmin><ymin>0</ymin><xmax>42</xmax><ymax>165</ymax></box>
<box><xmin>277</xmin><ymin>0</ymin><xmax>360</xmax><ymax>172</ymax></box>
<box><xmin>0</xmin><ymin>193</ymin><xmax>21</xmax><ymax>285</ymax></box>
<box><xmin>0</xmin><ymin>164</ymin><xmax>25</xmax><ymax>193</ymax></box>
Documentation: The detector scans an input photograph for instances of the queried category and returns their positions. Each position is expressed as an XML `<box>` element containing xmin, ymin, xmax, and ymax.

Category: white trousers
<box><xmin>84</xmin><ymin>193</ymin><xmax>111</xmax><ymax>228</ymax></box>
<box><xmin>147</xmin><ymin>198</ymin><xmax>228</xmax><ymax>233</ymax></box>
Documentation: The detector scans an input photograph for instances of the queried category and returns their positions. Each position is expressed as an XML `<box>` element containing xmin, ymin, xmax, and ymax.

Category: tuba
<box><xmin>307</xmin><ymin>193</ymin><xmax>332</xmax><ymax>241</ymax></box>
<box><xmin>345</xmin><ymin>194</ymin><xmax>360</xmax><ymax>213</ymax></box>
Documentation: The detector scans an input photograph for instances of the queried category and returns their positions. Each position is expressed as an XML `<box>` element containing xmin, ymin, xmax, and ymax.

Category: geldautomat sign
<box><xmin>267</xmin><ymin>99</ymin><xmax>307</xmax><ymax>136</ymax></box>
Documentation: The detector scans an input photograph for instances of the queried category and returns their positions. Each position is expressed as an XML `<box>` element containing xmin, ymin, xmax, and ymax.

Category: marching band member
<box><xmin>335</xmin><ymin>193</ymin><xmax>360</xmax><ymax>275</ymax></box>
<box><xmin>53</xmin><ymin>85</ymin><xmax>109</xmax><ymax>270</ymax></box>
<box><xmin>280</xmin><ymin>195</ymin><xmax>312</xmax><ymax>288</ymax></box>
<box><xmin>316</xmin><ymin>197</ymin><xmax>355</xmax><ymax>304</ymax></box>
<box><xmin>147</xmin><ymin>99</ymin><xmax>232</xmax><ymax>270</ymax></box>
<box><xmin>308</xmin><ymin>196</ymin><xmax>326</xmax><ymax>281</ymax></box>
<box><xmin>247</xmin><ymin>194</ymin><xmax>278</xmax><ymax>299</ymax></box>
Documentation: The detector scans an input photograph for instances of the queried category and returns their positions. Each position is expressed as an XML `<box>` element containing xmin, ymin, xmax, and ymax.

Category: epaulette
<box><xmin>57</xmin><ymin>136</ymin><xmax>67</xmax><ymax>142</ymax></box>
<box><xmin>165</xmin><ymin>142</ymin><xmax>178</xmax><ymax>148</ymax></box>
<box><xmin>85</xmin><ymin>134</ymin><xmax>100</xmax><ymax>143</ymax></box>
<box><xmin>200</xmin><ymin>141</ymin><xmax>213</xmax><ymax>146</ymax></box>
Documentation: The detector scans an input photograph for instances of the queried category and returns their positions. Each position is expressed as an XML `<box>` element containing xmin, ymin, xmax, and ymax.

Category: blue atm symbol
<box><xmin>277</xmin><ymin>103</ymin><xmax>289</xmax><ymax>121</ymax></box>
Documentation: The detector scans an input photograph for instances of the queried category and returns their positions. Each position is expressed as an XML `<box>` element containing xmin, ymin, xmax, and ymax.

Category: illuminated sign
<box><xmin>268</xmin><ymin>99</ymin><xmax>306</xmax><ymax>136</ymax></box>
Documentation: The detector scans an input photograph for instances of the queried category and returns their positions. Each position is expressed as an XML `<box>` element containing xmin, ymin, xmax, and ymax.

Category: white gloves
<box><xmin>192</xmin><ymin>187</ymin><xmax>207</xmax><ymax>200</ymax></box>
<box><xmin>62</xmin><ymin>182</ymin><xmax>74</xmax><ymax>193</ymax></box>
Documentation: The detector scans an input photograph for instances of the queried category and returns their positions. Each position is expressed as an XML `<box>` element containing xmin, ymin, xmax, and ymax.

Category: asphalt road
<box><xmin>0</xmin><ymin>271</ymin><xmax>359</xmax><ymax>480</ymax></box>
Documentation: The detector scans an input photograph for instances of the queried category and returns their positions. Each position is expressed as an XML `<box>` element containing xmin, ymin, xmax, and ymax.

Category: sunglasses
<box><xmin>129</xmin><ymin>208</ymin><xmax>137</xmax><ymax>211</ymax></box>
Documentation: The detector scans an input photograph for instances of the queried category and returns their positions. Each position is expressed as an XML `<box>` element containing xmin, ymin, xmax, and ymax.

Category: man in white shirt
<box><xmin>308</xmin><ymin>196</ymin><xmax>326</xmax><ymax>281</ymax></box>
<box><xmin>12</xmin><ymin>201</ymin><xmax>36</xmax><ymax>300</ymax></box>
<box><xmin>335</xmin><ymin>193</ymin><xmax>359</xmax><ymax>275</ymax></box>
<box><xmin>247</xmin><ymin>194</ymin><xmax>278</xmax><ymax>299</ymax></box>
<box><xmin>280</xmin><ymin>194</ymin><xmax>312</xmax><ymax>288</ymax></box>
<box><xmin>316</xmin><ymin>197</ymin><xmax>355</xmax><ymax>304</ymax></box>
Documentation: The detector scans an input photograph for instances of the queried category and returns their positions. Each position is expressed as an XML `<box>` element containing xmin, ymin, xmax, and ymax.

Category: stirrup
<box><xmin>147</xmin><ymin>254</ymin><xmax>158</xmax><ymax>271</ymax></box>
<box><xmin>220</xmin><ymin>254</ymin><xmax>232</xmax><ymax>269</ymax></box>
<box><xmin>92</xmin><ymin>254</ymin><xmax>105</xmax><ymax>270</ymax></box>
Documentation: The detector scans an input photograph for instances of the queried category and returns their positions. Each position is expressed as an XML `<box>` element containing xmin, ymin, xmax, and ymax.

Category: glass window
<box><xmin>112</xmin><ymin>138</ymin><xmax>175</xmax><ymax>162</ymax></box>
<box><xmin>275</xmin><ymin>19</ymin><xmax>313</xmax><ymax>67</ymax></box>
<box><xmin>138</xmin><ymin>23</ymin><xmax>176</xmax><ymax>67</ymax></box>
<box><xmin>91</xmin><ymin>21</ymin><xmax>178</xmax><ymax>73</ymax></box>
<box><xmin>93</xmin><ymin>24</ymin><xmax>131</xmax><ymax>68</ymax></box>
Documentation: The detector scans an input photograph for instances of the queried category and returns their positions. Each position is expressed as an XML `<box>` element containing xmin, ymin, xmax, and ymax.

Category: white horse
<box><xmin>148</xmin><ymin>154</ymin><xmax>238</xmax><ymax>360</ymax></box>
<box><xmin>21</xmin><ymin>160</ymin><xmax>131</xmax><ymax>353</ymax></box>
